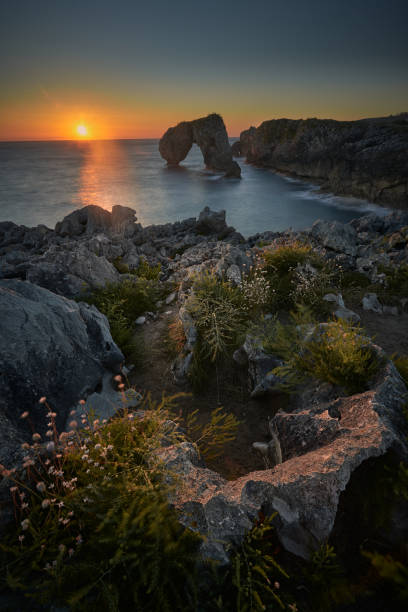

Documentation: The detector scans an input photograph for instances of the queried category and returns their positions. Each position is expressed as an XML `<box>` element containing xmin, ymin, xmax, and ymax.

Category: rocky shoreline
<box><xmin>1</xmin><ymin>203</ymin><xmax>408</xmax><ymax>570</ymax></box>
<box><xmin>232</xmin><ymin>113</ymin><xmax>408</xmax><ymax>208</ymax></box>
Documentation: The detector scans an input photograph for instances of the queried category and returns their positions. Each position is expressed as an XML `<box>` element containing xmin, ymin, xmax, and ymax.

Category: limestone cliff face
<box><xmin>235</xmin><ymin>114</ymin><xmax>408</xmax><ymax>208</ymax></box>
<box><xmin>159</xmin><ymin>113</ymin><xmax>241</xmax><ymax>178</ymax></box>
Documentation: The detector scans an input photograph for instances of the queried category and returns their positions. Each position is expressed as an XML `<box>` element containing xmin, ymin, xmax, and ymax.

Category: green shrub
<box><xmin>187</xmin><ymin>272</ymin><xmax>247</xmax><ymax>365</ymax></box>
<box><xmin>262</xmin><ymin>243</ymin><xmax>332</xmax><ymax>314</ymax></box>
<box><xmin>208</xmin><ymin>514</ymin><xmax>293</xmax><ymax>611</ymax></box>
<box><xmin>82</xmin><ymin>279</ymin><xmax>161</xmax><ymax>357</ymax></box>
<box><xmin>385</xmin><ymin>264</ymin><xmax>408</xmax><ymax>298</ymax></box>
<box><xmin>112</xmin><ymin>256</ymin><xmax>130</xmax><ymax>274</ymax></box>
<box><xmin>265</xmin><ymin>308</ymin><xmax>381</xmax><ymax>395</ymax></box>
<box><xmin>339</xmin><ymin>270</ymin><xmax>372</xmax><ymax>289</ymax></box>
<box><xmin>392</xmin><ymin>354</ymin><xmax>408</xmax><ymax>387</ymax></box>
<box><xmin>183</xmin><ymin>406</ymin><xmax>240</xmax><ymax>462</ymax></box>
<box><xmin>136</xmin><ymin>256</ymin><xmax>162</xmax><ymax>281</ymax></box>
<box><xmin>0</xmin><ymin>395</ymin><xmax>202</xmax><ymax>611</ymax></box>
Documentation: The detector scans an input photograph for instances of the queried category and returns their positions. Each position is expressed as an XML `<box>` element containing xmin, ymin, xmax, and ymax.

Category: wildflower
<box><xmin>58</xmin><ymin>544</ymin><xmax>66</xmax><ymax>553</ymax></box>
<box><xmin>94</xmin><ymin>443</ymin><xmax>101</xmax><ymax>450</ymax></box>
<box><xmin>18</xmin><ymin>535</ymin><xmax>25</xmax><ymax>543</ymax></box>
<box><xmin>76</xmin><ymin>534</ymin><xmax>83</xmax><ymax>544</ymax></box>
<box><xmin>274</xmin><ymin>581</ymin><xmax>280</xmax><ymax>590</ymax></box>
<box><xmin>46</xmin><ymin>441</ymin><xmax>55</xmax><ymax>452</ymax></box>
<box><xmin>21</xmin><ymin>502</ymin><xmax>29</xmax><ymax>510</ymax></box>
<box><xmin>57</xmin><ymin>501</ymin><xmax>64</xmax><ymax>508</ymax></box>
<box><xmin>107</xmin><ymin>445</ymin><xmax>114</xmax><ymax>451</ymax></box>
<box><xmin>20</xmin><ymin>411</ymin><xmax>29</xmax><ymax>419</ymax></box>
<box><xmin>70</xmin><ymin>409</ymin><xmax>77</xmax><ymax>416</ymax></box>
<box><xmin>21</xmin><ymin>519</ymin><xmax>30</xmax><ymax>530</ymax></box>
<box><xmin>21</xmin><ymin>442</ymin><xmax>30</xmax><ymax>450</ymax></box>
<box><xmin>41</xmin><ymin>499</ymin><xmax>51</xmax><ymax>509</ymax></box>
<box><xmin>118</xmin><ymin>383</ymin><xmax>125</xmax><ymax>390</ymax></box>
<box><xmin>36</xmin><ymin>482</ymin><xmax>46</xmax><ymax>493</ymax></box>
<box><xmin>68</xmin><ymin>548</ymin><xmax>74</xmax><ymax>557</ymax></box>
<box><xmin>32</xmin><ymin>433</ymin><xmax>41</xmax><ymax>442</ymax></box>
<box><xmin>114</xmin><ymin>374</ymin><xmax>122</xmax><ymax>382</ymax></box>
<box><xmin>10</xmin><ymin>486</ymin><xmax>18</xmax><ymax>493</ymax></box>
<box><xmin>69</xmin><ymin>420</ymin><xmax>78</xmax><ymax>429</ymax></box>
<box><xmin>79</xmin><ymin>399</ymin><xmax>86</xmax><ymax>405</ymax></box>
<box><xmin>45</xmin><ymin>430</ymin><xmax>53</xmax><ymax>438</ymax></box>
<box><xmin>39</xmin><ymin>396</ymin><xmax>47</xmax><ymax>404</ymax></box>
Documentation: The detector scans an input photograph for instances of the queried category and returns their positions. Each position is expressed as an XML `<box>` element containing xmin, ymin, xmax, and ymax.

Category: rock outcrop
<box><xmin>161</xmin><ymin>351</ymin><xmax>408</xmax><ymax>562</ymax></box>
<box><xmin>234</xmin><ymin>114</ymin><xmax>408</xmax><ymax>208</ymax></box>
<box><xmin>159</xmin><ymin>113</ymin><xmax>241</xmax><ymax>178</ymax></box>
<box><xmin>0</xmin><ymin>279</ymin><xmax>123</xmax><ymax>465</ymax></box>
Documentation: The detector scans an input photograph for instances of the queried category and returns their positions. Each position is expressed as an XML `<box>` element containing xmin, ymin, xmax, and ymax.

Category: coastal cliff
<box><xmin>234</xmin><ymin>114</ymin><xmax>408</xmax><ymax>208</ymax></box>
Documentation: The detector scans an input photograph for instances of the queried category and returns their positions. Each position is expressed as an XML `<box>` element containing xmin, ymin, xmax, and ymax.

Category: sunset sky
<box><xmin>1</xmin><ymin>0</ymin><xmax>407</xmax><ymax>141</ymax></box>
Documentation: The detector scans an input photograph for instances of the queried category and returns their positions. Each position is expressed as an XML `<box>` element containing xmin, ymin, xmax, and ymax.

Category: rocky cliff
<box><xmin>159</xmin><ymin>113</ymin><xmax>241</xmax><ymax>177</ymax></box>
<box><xmin>235</xmin><ymin>114</ymin><xmax>408</xmax><ymax>208</ymax></box>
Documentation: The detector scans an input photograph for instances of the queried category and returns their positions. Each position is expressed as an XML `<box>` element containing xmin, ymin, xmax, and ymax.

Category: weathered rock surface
<box><xmin>55</xmin><ymin>204</ymin><xmax>139</xmax><ymax>238</ymax></box>
<box><xmin>0</xmin><ymin>279</ymin><xmax>123</xmax><ymax>465</ymax></box>
<box><xmin>161</xmin><ymin>353</ymin><xmax>408</xmax><ymax>561</ymax></box>
<box><xmin>159</xmin><ymin>113</ymin><xmax>241</xmax><ymax>178</ymax></box>
<box><xmin>236</xmin><ymin>114</ymin><xmax>408</xmax><ymax>208</ymax></box>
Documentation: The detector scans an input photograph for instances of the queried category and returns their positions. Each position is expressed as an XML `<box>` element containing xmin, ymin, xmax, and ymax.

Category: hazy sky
<box><xmin>1</xmin><ymin>0</ymin><xmax>407</xmax><ymax>140</ymax></box>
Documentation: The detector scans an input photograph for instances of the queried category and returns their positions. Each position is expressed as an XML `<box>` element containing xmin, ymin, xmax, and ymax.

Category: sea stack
<box><xmin>159</xmin><ymin>113</ymin><xmax>241</xmax><ymax>178</ymax></box>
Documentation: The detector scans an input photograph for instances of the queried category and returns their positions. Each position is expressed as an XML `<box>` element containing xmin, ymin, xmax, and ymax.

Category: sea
<box><xmin>0</xmin><ymin>139</ymin><xmax>388</xmax><ymax>237</ymax></box>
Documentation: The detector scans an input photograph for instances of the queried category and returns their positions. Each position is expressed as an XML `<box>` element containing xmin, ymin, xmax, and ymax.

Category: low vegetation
<box><xmin>0</xmin><ymin>393</ymin><xmax>202</xmax><ymax>610</ymax></box>
<box><xmin>82</xmin><ymin>276</ymin><xmax>163</xmax><ymax>358</ymax></box>
<box><xmin>264</xmin><ymin>307</ymin><xmax>381</xmax><ymax>394</ymax></box>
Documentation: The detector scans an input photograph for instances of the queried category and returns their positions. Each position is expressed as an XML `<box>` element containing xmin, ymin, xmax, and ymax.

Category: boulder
<box><xmin>362</xmin><ymin>292</ymin><xmax>383</xmax><ymax>313</ymax></box>
<box><xmin>26</xmin><ymin>243</ymin><xmax>120</xmax><ymax>298</ymax></box>
<box><xmin>55</xmin><ymin>204</ymin><xmax>138</xmax><ymax>238</ymax></box>
<box><xmin>196</xmin><ymin>206</ymin><xmax>229</xmax><ymax>236</ymax></box>
<box><xmin>311</xmin><ymin>220</ymin><xmax>358</xmax><ymax>256</ymax></box>
<box><xmin>0</xmin><ymin>279</ymin><xmax>124</xmax><ymax>465</ymax></box>
<box><xmin>234</xmin><ymin>334</ymin><xmax>284</xmax><ymax>397</ymax></box>
<box><xmin>159</xmin><ymin>113</ymin><xmax>241</xmax><ymax>178</ymax></box>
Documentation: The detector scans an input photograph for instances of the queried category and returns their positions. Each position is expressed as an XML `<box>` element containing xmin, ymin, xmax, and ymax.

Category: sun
<box><xmin>76</xmin><ymin>124</ymin><xmax>88</xmax><ymax>137</ymax></box>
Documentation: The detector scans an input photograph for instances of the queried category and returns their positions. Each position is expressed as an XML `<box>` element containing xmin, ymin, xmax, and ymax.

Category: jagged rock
<box><xmin>362</xmin><ymin>292</ymin><xmax>383</xmax><ymax>313</ymax></box>
<box><xmin>196</xmin><ymin>207</ymin><xmax>229</xmax><ymax>236</ymax></box>
<box><xmin>160</xmin><ymin>354</ymin><xmax>408</xmax><ymax>561</ymax></box>
<box><xmin>55</xmin><ymin>204</ymin><xmax>138</xmax><ymax>237</ymax></box>
<box><xmin>236</xmin><ymin>115</ymin><xmax>408</xmax><ymax>208</ymax></box>
<box><xmin>226</xmin><ymin>264</ymin><xmax>242</xmax><ymax>285</ymax></box>
<box><xmin>235</xmin><ymin>334</ymin><xmax>284</xmax><ymax>397</ymax></box>
<box><xmin>159</xmin><ymin>113</ymin><xmax>241</xmax><ymax>178</ymax></box>
<box><xmin>334</xmin><ymin>307</ymin><xmax>361</xmax><ymax>324</ymax></box>
<box><xmin>26</xmin><ymin>243</ymin><xmax>120</xmax><ymax>298</ymax></box>
<box><xmin>0</xmin><ymin>279</ymin><xmax>123</xmax><ymax>465</ymax></box>
<box><xmin>311</xmin><ymin>220</ymin><xmax>358</xmax><ymax>256</ymax></box>
<box><xmin>323</xmin><ymin>293</ymin><xmax>346</xmax><ymax>308</ymax></box>
<box><xmin>323</xmin><ymin>293</ymin><xmax>360</xmax><ymax>323</ymax></box>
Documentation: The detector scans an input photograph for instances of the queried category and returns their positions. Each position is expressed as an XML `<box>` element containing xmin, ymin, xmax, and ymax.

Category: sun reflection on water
<box><xmin>78</xmin><ymin>140</ymin><xmax>138</xmax><ymax>212</ymax></box>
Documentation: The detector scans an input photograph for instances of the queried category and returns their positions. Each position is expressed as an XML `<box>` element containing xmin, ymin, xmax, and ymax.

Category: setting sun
<box><xmin>76</xmin><ymin>124</ymin><xmax>88</xmax><ymax>137</ymax></box>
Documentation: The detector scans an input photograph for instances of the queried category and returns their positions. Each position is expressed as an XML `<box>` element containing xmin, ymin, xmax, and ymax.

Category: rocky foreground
<box><xmin>1</xmin><ymin>203</ymin><xmax>408</xmax><ymax>564</ymax></box>
<box><xmin>233</xmin><ymin>113</ymin><xmax>408</xmax><ymax>208</ymax></box>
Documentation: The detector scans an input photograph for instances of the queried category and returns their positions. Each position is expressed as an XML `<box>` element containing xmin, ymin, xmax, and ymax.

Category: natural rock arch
<box><xmin>159</xmin><ymin>113</ymin><xmax>241</xmax><ymax>178</ymax></box>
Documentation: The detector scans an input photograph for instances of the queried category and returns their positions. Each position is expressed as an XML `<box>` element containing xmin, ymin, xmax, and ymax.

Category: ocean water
<box><xmin>0</xmin><ymin>139</ymin><xmax>388</xmax><ymax>237</ymax></box>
